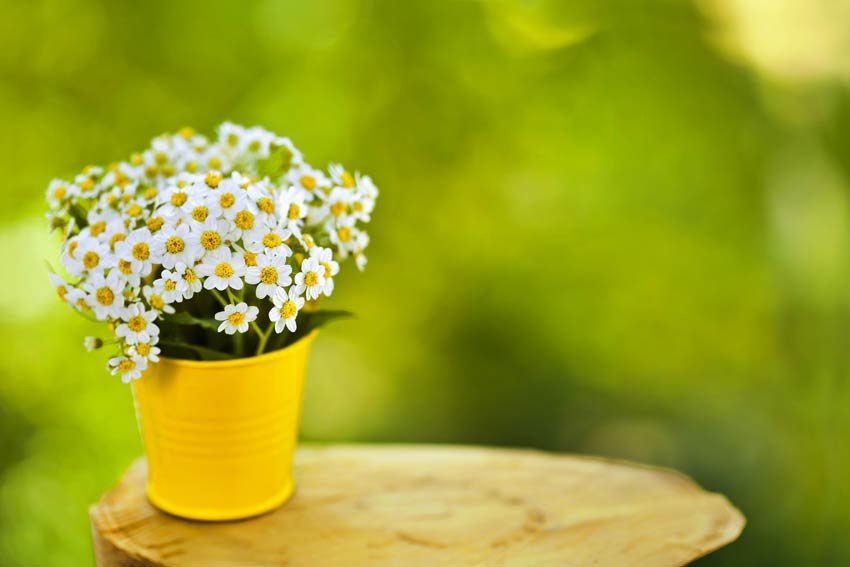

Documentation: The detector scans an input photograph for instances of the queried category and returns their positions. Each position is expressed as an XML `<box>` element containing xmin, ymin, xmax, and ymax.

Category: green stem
<box><xmin>210</xmin><ymin>288</ymin><xmax>229</xmax><ymax>308</ymax></box>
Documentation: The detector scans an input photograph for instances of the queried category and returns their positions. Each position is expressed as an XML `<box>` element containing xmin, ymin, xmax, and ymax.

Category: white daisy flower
<box><xmin>174</xmin><ymin>262</ymin><xmax>202</xmax><ymax>300</ymax></box>
<box><xmin>109</xmin><ymin>354</ymin><xmax>148</xmax><ymax>383</ymax></box>
<box><xmin>115</xmin><ymin>228</ymin><xmax>157</xmax><ymax>276</ymax></box>
<box><xmin>269</xmin><ymin>286</ymin><xmax>305</xmax><ymax>333</ymax></box>
<box><xmin>243</xmin><ymin>223</ymin><xmax>292</xmax><ymax>256</ymax></box>
<box><xmin>156</xmin><ymin>182</ymin><xmax>193</xmax><ymax>219</ymax></box>
<box><xmin>328</xmin><ymin>163</ymin><xmax>356</xmax><ymax>189</ymax></box>
<box><xmin>128</xmin><ymin>339</ymin><xmax>161</xmax><ymax>363</ymax></box>
<box><xmin>326</xmin><ymin>218</ymin><xmax>359</xmax><ymax>257</ymax></box>
<box><xmin>82</xmin><ymin>269</ymin><xmax>126</xmax><ymax>320</ymax></box>
<box><xmin>322</xmin><ymin>187</ymin><xmax>354</xmax><ymax>222</ymax></box>
<box><xmin>285</xmin><ymin>164</ymin><xmax>330</xmax><ymax>194</ymax></box>
<box><xmin>184</xmin><ymin>193</ymin><xmax>222</xmax><ymax>227</ymax></box>
<box><xmin>63</xmin><ymin>234</ymin><xmax>110</xmax><ymax>278</ymax></box>
<box><xmin>143</xmin><ymin>284</ymin><xmax>175</xmax><ymax>314</ymax></box>
<box><xmin>293</xmin><ymin>256</ymin><xmax>326</xmax><ymax>301</ymax></box>
<box><xmin>214</xmin><ymin>302</ymin><xmax>259</xmax><ymax>335</ymax></box>
<box><xmin>278</xmin><ymin>186</ymin><xmax>308</xmax><ymax>235</ymax></box>
<box><xmin>310</xmin><ymin>246</ymin><xmax>340</xmax><ymax>297</ymax></box>
<box><xmin>228</xmin><ymin>203</ymin><xmax>259</xmax><ymax>236</ymax></box>
<box><xmin>195</xmin><ymin>217</ymin><xmax>237</xmax><ymax>258</ymax></box>
<box><xmin>245</xmin><ymin>252</ymin><xmax>293</xmax><ymax>299</ymax></box>
<box><xmin>153</xmin><ymin>268</ymin><xmax>184</xmax><ymax>303</ymax></box>
<box><xmin>197</xmin><ymin>247</ymin><xmax>246</xmax><ymax>291</ymax></box>
<box><xmin>213</xmin><ymin>179</ymin><xmax>244</xmax><ymax>218</ymax></box>
<box><xmin>48</xmin><ymin>272</ymin><xmax>74</xmax><ymax>305</ymax></box>
<box><xmin>46</xmin><ymin>179</ymin><xmax>77</xmax><ymax>209</ymax></box>
<box><xmin>115</xmin><ymin>303</ymin><xmax>160</xmax><ymax>345</ymax></box>
<box><xmin>153</xmin><ymin>222</ymin><xmax>199</xmax><ymax>269</ymax></box>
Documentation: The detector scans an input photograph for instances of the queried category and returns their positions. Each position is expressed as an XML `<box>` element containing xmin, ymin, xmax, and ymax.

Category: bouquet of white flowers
<box><xmin>46</xmin><ymin>123</ymin><xmax>378</xmax><ymax>382</ymax></box>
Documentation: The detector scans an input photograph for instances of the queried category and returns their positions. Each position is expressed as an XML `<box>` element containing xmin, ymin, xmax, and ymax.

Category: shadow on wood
<box><xmin>91</xmin><ymin>445</ymin><xmax>744</xmax><ymax>566</ymax></box>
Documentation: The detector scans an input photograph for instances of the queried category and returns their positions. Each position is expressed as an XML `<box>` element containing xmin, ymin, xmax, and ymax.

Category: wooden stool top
<box><xmin>91</xmin><ymin>445</ymin><xmax>744</xmax><ymax>566</ymax></box>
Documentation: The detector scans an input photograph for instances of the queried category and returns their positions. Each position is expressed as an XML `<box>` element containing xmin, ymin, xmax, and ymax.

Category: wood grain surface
<box><xmin>91</xmin><ymin>445</ymin><xmax>744</xmax><ymax>566</ymax></box>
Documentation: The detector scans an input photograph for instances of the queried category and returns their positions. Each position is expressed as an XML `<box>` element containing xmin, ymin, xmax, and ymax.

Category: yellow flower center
<box><xmin>183</xmin><ymin>268</ymin><xmax>197</xmax><ymax>283</ymax></box>
<box><xmin>132</xmin><ymin>242</ymin><xmax>150</xmax><ymax>261</ymax></box>
<box><xmin>186</xmin><ymin>161</ymin><xmax>199</xmax><ymax>173</ymax></box>
<box><xmin>258</xmin><ymin>198</ymin><xmax>275</xmax><ymax>214</ymax></box>
<box><xmin>330</xmin><ymin>201</ymin><xmax>346</xmax><ymax>217</ymax></box>
<box><xmin>154</xmin><ymin>152</ymin><xmax>167</xmax><ymax>165</ymax></box>
<box><xmin>80</xmin><ymin>178</ymin><xmax>95</xmax><ymax>191</ymax></box>
<box><xmin>118</xmin><ymin>259</ymin><xmax>133</xmax><ymax>275</ymax></box>
<box><xmin>300</xmin><ymin>175</ymin><xmax>316</xmax><ymax>190</ymax></box>
<box><xmin>220</xmin><ymin>193</ymin><xmax>235</xmax><ymax>209</ymax></box>
<box><xmin>83</xmin><ymin>251</ymin><xmax>100</xmax><ymax>269</ymax></box>
<box><xmin>304</xmin><ymin>271</ymin><xmax>319</xmax><ymax>287</ymax></box>
<box><xmin>228</xmin><ymin>311</ymin><xmax>245</xmax><ymax>326</ymax></box>
<box><xmin>244</xmin><ymin>251</ymin><xmax>257</xmax><ymax>267</ymax></box>
<box><xmin>144</xmin><ymin>187</ymin><xmax>158</xmax><ymax>200</ymax></box>
<box><xmin>68</xmin><ymin>240</ymin><xmax>79</xmax><ymax>258</ymax></box>
<box><xmin>192</xmin><ymin>206</ymin><xmax>208</xmax><ymax>222</ymax></box>
<box><xmin>53</xmin><ymin>186</ymin><xmax>67</xmax><ymax>200</ymax></box>
<box><xmin>95</xmin><ymin>287</ymin><xmax>115</xmax><ymax>306</ymax></box>
<box><xmin>136</xmin><ymin>343</ymin><xmax>151</xmax><ymax>356</ymax></box>
<box><xmin>302</xmin><ymin>235</ymin><xmax>314</xmax><ymax>249</ymax></box>
<box><xmin>128</xmin><ymin>315</ymin><xmax>146</xmax><ymax>332</ymax></box>
<box><xmin>114</xmin><ymin>171</ymin><xmax>129</xmax><ymax>187</ymax></box>
<box><xmin>234</xmin><ymin>211</ymin><xmax>254</xmax><ymax>230</ymax></box>
<box><xmin>227</xmin><ymin>133</ymin><xmax>239</xmax><ymax>147</ymax></box>
<box><xmin>149</xmin><ymin>294</ymin><xmax>165</xmax><ymax>310</ymax></box>
<box><xmin>122</xmin><ymin>194</ymin><xmax>133</xmax><ymax>204</ymax></box>
<box><xmin>201</xmin><ymin>230</ymin><xmax>221</xmax><ymax>250</ymax></box>
<box><xmin>262</xmin><ymin>233</ymin><xmax>281</xmax><ymax>248</ymax></box>
<box><xmin>337</xmin><ymin>227</ymin><xmax>352</xmax><ymax>242</ymax></box>
<box><xmin>260</xmin><ymin>266</ymin><xmax>278</xmax><ymax>284</ymax></box>
<box><xmin>146</xmin><ymin>217</ymin><xmax>164</xmax><ymax>232</ymax></box>
<box><xmin>127</xmin><ymin>204</ymin><xmax>143</xmax><ymax>217</ymax></box>
<box><xmin>208</xmin><ymin>158</ymin><xmax>222</xmax><ymax>170</ymax></box>
<box><xmin>287</xmin><ymin>204</ymin><xmax>301</xmax><ymax>220</ymax></box>
<box><xmin>179</xmin><ymin>126</ymin><xmax>194</xmax><ymax>139</ymax></box>
<box><xmin>320</xmin><ymin>262</ymin><xmax>332</xmax><ymax>278</ymax></box>
<box><xmin>248</xmin><ymin>140</ymin><xmax>261</xmax><ymax>152</ymax></box>
<box><xmin>145</xmin><ymin>165</ymin><xmax>158</xmax><ymax>178</ymax></box>
<box><xmin>118</xmin><ymin>358</ymin><xmax>136</xmax><ymax>372</ymax></box>
<box><xmin>205</xmin><ymin>171</ymin><xmax>223</xmax><ymax>188</ymax></box>
<box><xmin>76</xmin><ymin>298</ymin><xmax>90</xmax><ymax>311</ymax></box>
<box><xmin>340</xmin><ymin>171</ymin><xmax>355</xmax><ymax>188</ymax></box>
<box><xmin>353</xmin><ymin>201</ymin><xmax>364</xmax><ymax>212</ymax></box>
<box><xmin>89</xmin><ymin>221</ymin><xmax>106</xmax><ymax>236</ymax></box>
<box><xmin>162</xmin><ymin>165</ymin><xmax>175</xmax><ymax>177</ymax></box>
<box><xmin>164</xmin><ymin>279</ymin><xmax>177</xmax><ymax>291</ymax></box>
<box><xmin>280</xmin><ymin>300</ymin><xmax>297</xmax><ymax>319</ymax></box>
<box><xmin>165</xmin><ymin>236</ymin><xmax>185</xmax><ymax>254</ymax></box>
<box><xmin>56</xmin><ymin>286</ymin><xmax>67</xmax><ymax>301</ymax></box>
<box><xmin>171</xmin><ymin>191</ymin><xmax>188</xmax><ymax>207</ymax></box>
<box><xmin>215</xmin><ymin>263</ymin><xmax>234</xmax><ymax>278</ymax></box>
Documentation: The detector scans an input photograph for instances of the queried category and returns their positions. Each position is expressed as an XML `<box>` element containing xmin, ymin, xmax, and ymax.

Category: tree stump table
<box><xmin>91</xmin><ymin>445</ymin><xmax>744</xmax><ymax>566</ymax></box>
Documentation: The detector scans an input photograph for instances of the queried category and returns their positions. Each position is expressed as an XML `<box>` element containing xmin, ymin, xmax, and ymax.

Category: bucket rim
<box><xmin>153</xmin><ymin>330</ymin><xmax>318</xmax><ymax>370</ymax></box>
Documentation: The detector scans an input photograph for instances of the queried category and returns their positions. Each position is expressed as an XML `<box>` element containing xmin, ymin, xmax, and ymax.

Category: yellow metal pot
<box><xmin>131</xmin><ymin>331</ymin><xmax>317</xmax><ymax>521</ymax></box>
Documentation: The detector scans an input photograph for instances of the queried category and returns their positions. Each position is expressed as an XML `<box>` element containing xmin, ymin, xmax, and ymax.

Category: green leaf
<box><xmin>68</xmin><ymin>203</ymin><xmax>88</xmax><ymax>230</ymax></box>
<box><xmin>166</xmin><ymin>312</ymin><xmax>221</xmax><ymax>331</ymax></box>
<box><xmin>302</xmin><ymin>310</ymin><xmax>355</xmax><ymax>330</ymax></box>
<box><xmin>158</xmin><ymin>340</ymin><xmax>234</xmax><ymax>361</ymax></box>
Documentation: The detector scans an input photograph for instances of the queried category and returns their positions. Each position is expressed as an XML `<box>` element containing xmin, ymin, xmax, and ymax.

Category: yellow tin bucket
<box><xmin>131</xmin><ymin>331</ymin><xmax>317</xmax><ymax>521</ymax></box>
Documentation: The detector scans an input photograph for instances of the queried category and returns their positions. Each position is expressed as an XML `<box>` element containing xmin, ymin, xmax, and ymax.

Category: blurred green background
<box><xmin>2</xmin><ymin>0</ymin><xmax>850</xmax><ymax>565</ymax></box>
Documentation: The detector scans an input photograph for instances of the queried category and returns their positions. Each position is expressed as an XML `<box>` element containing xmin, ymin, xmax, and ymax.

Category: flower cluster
<box><xmin>46</xmin><ymin>123</ymin><xmax>377</xmax><ymax>382</ymax></box>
